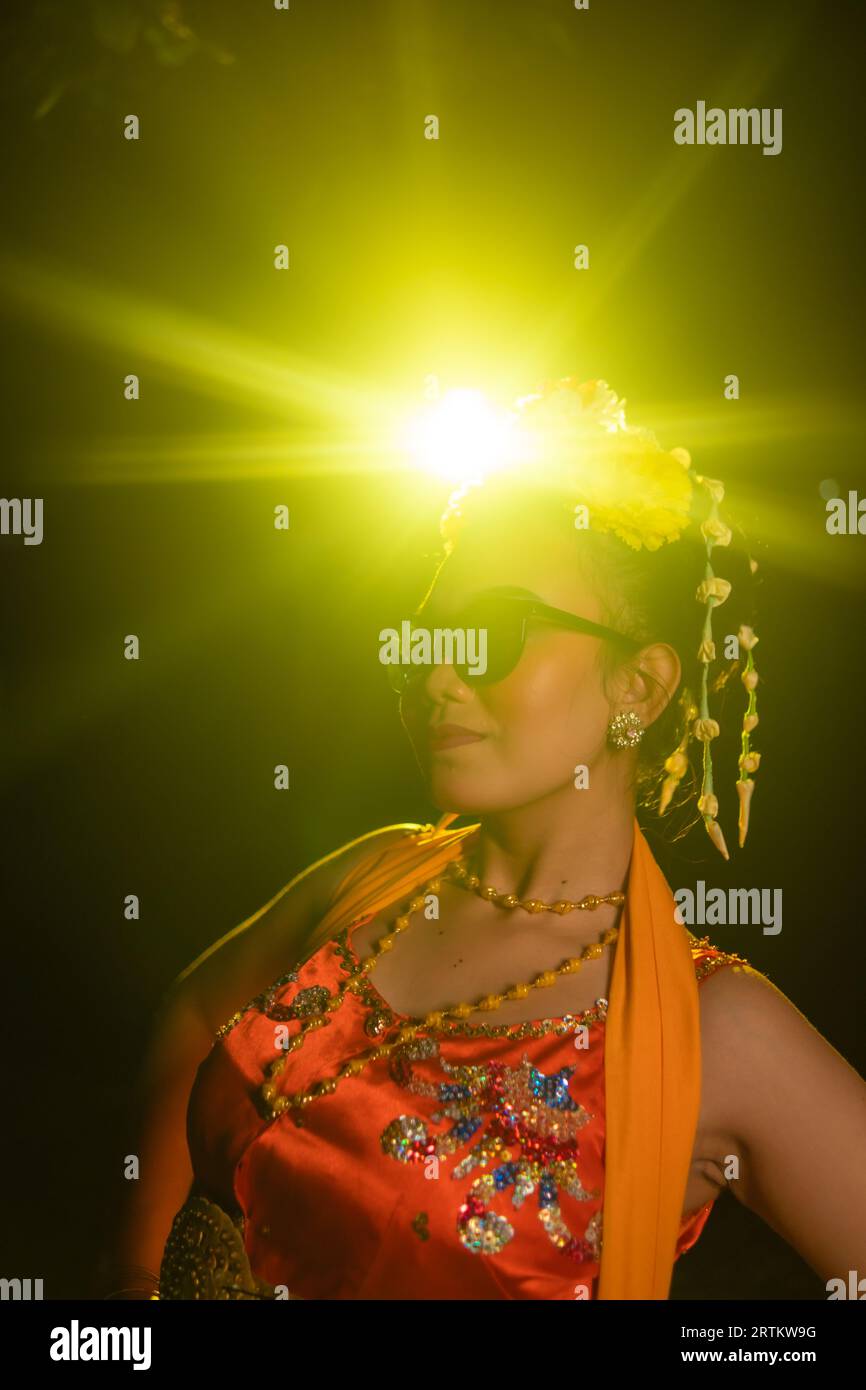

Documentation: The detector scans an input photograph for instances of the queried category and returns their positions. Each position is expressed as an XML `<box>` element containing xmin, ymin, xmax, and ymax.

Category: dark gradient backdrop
<box><xmin>0</xmin><ymin>0</ymin><xmax>863</xmax><ymax>1299</ymax></box>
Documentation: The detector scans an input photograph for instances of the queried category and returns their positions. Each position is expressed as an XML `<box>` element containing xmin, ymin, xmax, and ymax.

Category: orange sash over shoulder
<box><xmin>307</xmin><ymin>812</ymin><xmax>701</xmax><ymax>1300</ymax></box>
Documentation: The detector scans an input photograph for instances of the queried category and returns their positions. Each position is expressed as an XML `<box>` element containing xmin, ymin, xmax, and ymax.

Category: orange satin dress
<box><xmin>183</xmin><ymin>914</ymin><xmax>746</xmax><ymax>1301</ymax></box>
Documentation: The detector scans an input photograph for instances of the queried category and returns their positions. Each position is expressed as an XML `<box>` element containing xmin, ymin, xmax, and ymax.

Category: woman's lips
<box><xmin>428</xmin><ymin>724</ymin><xmax>487</xmax><ymax>750</ymax></box>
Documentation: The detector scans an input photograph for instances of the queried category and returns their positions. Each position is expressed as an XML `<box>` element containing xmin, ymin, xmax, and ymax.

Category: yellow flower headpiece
<box><xmin>510</xmin><ymin>377</ymin><xmax>695</xmax><ymax>552</ymax></box>
<box><xmin>446</xmin><ymin>376</ymin><xmax>761</xmax><ymax>857</ymax></box>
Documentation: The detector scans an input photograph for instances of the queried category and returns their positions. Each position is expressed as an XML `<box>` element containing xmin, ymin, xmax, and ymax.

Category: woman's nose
<box><xmin>420</xmin><ymin>661</ymin><xmax>475</xmax><ymax>705</ymax></box>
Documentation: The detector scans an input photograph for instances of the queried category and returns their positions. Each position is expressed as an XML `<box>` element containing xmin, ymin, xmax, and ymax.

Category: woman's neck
<box><xmin>461</xmin><ymin>785</ymin><xmax>636</xmax><ymax>913</ymax></box>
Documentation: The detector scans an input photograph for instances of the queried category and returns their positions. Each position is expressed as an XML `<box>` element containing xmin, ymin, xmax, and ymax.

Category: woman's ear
<box><xmin>613</xmin><ymin>643</ymin><xmax>681</xmax><ymax>728</ymax></box>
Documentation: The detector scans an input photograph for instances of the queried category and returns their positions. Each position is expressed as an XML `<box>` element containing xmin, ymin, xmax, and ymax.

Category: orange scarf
<box><xmin>308</xmin><ymin>812</ymin><xmax>701</xmax><ymax>1299</ymax></box>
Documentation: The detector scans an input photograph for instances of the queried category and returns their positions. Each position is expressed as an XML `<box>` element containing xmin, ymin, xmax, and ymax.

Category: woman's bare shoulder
<box><xmin>696</xmin><ymin>955</ymin><xmax>863</xmax><ymax>1138</ymax></box>
<box><xmin>172</xmin><ymin>821</ymin><xmax>425</xmax><ymax>1033</ymax></box>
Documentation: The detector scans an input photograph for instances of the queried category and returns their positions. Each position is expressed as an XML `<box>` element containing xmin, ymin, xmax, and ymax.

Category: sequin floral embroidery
<box><xmin>214</xmin><ymin>971</ymin><xmax>330</xmax><ymax>1040</ymax></box>
<box><xmin>380</xmin><ymin>1037</ymin><xmax>602</xmax><ymax>1263</ymax></box>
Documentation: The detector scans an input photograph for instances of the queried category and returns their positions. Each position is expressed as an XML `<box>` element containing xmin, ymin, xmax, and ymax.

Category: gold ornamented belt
<box><xmin>158</xmin><ymin>1189</ymin><xmax>290</xmax><ymax>1300</ymax></box>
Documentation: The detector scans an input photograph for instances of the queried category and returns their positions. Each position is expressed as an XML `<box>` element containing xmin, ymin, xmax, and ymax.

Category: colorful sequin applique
<box><xmin>380</xmin><ymin>1038</ymin><xmax>602</xmax><ymax>1263</ymax></box>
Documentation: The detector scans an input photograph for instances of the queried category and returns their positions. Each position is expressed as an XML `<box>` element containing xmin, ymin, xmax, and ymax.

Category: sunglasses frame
<box><xmin>386</xmin><ymin>594</ymin><xmax>643</xmax><ymax>693</ymax></box>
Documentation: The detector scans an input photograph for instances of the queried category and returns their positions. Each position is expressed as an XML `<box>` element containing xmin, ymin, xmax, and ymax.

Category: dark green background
<box><xmin>0</xmin><ymin>0</ymin><xmax>863</xmax><ymax>1299</ymax></box>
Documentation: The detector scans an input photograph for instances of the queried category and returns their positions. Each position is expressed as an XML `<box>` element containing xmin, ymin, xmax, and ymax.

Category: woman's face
<box><xmin>399</xmin><ymin>524</ymin><xmax>636</xmax><ymax>814</ymax></box>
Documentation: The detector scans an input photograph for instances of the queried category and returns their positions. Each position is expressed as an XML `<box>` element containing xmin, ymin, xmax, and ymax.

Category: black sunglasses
<box><xmin>385</xmin><ymin>594</ymin><xmax>642</xmax><ymax>694</ymax></box>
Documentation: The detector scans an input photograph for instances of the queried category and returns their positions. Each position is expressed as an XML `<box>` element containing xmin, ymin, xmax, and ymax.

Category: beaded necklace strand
<box><xmin>258</xmin><ymin>854</ymin><xmax>624</xmax><ymax>1121</ymax></box>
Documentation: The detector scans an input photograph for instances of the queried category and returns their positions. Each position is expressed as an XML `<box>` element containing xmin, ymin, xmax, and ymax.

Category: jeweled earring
<box><xmin>607</xmin><ymin>710</ymin><xmax>644</xmax><ymax>749</ymax></box>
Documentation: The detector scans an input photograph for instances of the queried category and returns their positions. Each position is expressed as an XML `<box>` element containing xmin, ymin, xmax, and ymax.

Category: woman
<box><xmin>112</xmin><ymin>379</ymin><xmax>866</xmax><ymax>1300</ymax></box>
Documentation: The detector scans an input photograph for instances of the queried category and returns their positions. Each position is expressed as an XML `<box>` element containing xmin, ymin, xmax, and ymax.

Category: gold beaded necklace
<box><xmin>258</xmin><ymin>854</ymin><xmax>624</xmax><ymax>1122</ymax></box>
<box><xmin>448</xmin><ymin>855</ymin><xmax>626</xmax><ymax>915</ymax></box>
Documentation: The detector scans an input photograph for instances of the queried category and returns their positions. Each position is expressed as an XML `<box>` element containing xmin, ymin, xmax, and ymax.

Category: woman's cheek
<box><xmin>487</xmin><ymin>685</ymin><xmax>572</xmax><ymax>774</ymax></box>
<box><xmin>496</xmin><ymin>663</ymin><xmax>603</xmax><ymax>775</ymax></box>
<box><xmin>494</xmin><ymin>653</ymin><xmax>579</xmax><ymax>724</ymax></box>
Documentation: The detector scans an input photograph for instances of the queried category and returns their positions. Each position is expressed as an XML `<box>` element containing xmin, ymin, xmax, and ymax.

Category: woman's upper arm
<box><xmin>702</xmin><ymin>965</ymin><xmax>866</xmax><ymax>1285</ymax></box>
<box><xmin>112</xmin><ymin>820</ymin><xmax>421</xmax><ymax>1290</ymax></box>
<box><xmin>113</xmin><ymin>980</ymin><xmax>216</xmax><ymax>1294</ymax></box>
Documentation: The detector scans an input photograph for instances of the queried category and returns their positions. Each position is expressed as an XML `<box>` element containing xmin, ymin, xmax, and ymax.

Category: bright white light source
<box><xmin>402</xmin><ymin>389</ymin><xmax>515</xmax><ymax>486</ymax></box>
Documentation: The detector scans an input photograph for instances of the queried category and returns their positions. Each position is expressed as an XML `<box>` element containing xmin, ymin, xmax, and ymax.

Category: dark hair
<box><xmin>435</xmin><ymin>471</ymin><xmax>759</xmax><ymax>841</ymax></box>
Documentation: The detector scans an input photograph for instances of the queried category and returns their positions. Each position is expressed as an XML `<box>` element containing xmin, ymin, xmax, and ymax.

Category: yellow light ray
<box><xmin>0</xmin><ymin>251</ymin><xmax>396</xmax><ymax>428</ymax></box>
<box><xmin>529</xmin><ymin>10</ymin><xmax>817</xmax><ymax>365</ymax></box>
